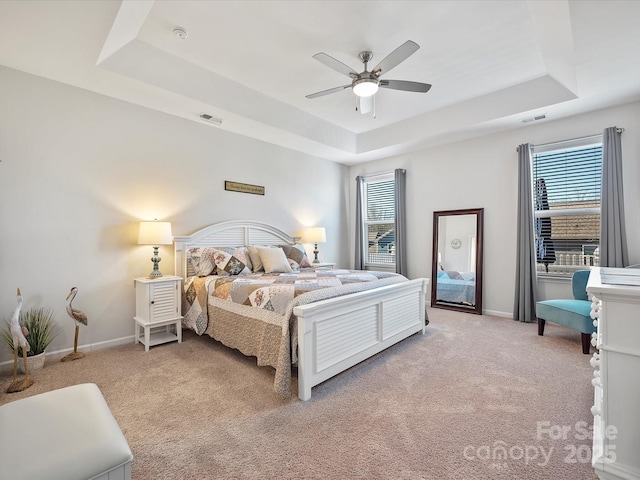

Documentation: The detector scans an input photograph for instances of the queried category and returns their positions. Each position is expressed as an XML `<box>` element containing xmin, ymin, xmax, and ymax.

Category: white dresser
<box><xmin>587</xmin><ymin>267</ymin><xmax>640</xmax><ymax>480</ymax></box>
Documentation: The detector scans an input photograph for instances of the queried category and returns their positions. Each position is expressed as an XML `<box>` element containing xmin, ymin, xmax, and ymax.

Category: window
<box><xmin>362</xmin><ymin>173</ymin><xmax>396</xmax><ymax>268</ymax></box>
<box><xmin>531</xmin><ymin>137</ymin><xmax>602</xmax><ymax>276</ymax></box>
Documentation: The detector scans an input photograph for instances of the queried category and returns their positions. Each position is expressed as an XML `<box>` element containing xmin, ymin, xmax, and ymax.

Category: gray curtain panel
<box><xmin>394</xmin><ymin>169</ymin><xmax>407</xmax><ymax>276</ymax></box>
<box><xmin>354</xmin><ymin>176</ymin><xmax>365</xmax><ymax>270</ymax></box>
<box><xmin>514</xmin><ymin>144</ymin><xmax>538</xmax><ymax>322</ymax></box>
<box><xmin>600</xmin><ymin>127</ymin><xmax>628</xmax><ymax>268</ymax></box>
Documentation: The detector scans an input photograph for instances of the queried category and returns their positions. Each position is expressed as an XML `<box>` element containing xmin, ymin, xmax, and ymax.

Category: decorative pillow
<box><xmin>188</xmin><ymin>247</ymin><xmax>217</xmax><ymax>276</ymax></box>
<box><xmin>445</xmin><ymin>270</ymin><xmax>464</xmax><ymax>280</ymax></box>
<box><xmin>211</xmin><ymin>246</ymin><xmax>253</xmax><ymax>272</ymax></box>
<box><xmin>279</xmin><ymin>244</ymin><xmax>312</xmax><ymax>270</ymax></box>
<box><xmin>257</xmin><ymin>246</ymin><xmax>292</xmax><ymax>274</ymax></box>
<box><xmin>460</xmin><ymin>271</ymin><xmax>475</xmax><ymax>281</ymax></box>
<box><xmin>247</xmin><ymin>245</ymin><xmax>266</xmax><ymax>272</ymax></box>
<box><xmin>211</xmin><ymin>249</ymin><xmax>251</xmax><ymax>276</ymax></box>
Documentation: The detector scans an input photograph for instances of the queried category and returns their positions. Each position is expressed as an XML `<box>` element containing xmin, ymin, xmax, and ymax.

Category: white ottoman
<box><xmin>0</xmin><ymin>383</ymin><xmax>133</xmax><ymax>480</ymax></box>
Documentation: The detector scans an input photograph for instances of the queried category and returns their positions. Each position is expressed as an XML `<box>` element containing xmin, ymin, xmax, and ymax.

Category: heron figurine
<box><xmin>6</xmin><ymin>287</ymin><xmax>34</xmax><ymax>393</ymax></box>
<box><xmin>61</xmin><ymin>287</ymin><xmax>87</xmax><ymax>362</ymax></box>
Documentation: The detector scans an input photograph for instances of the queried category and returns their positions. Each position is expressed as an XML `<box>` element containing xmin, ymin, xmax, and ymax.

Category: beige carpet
<box><xmin>1</xmin><ymin>308</ymin><xmax>598</xmax><ymax>480</ymax></box>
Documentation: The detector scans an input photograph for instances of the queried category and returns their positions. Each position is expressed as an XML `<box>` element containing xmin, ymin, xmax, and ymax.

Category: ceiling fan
<box><xmin>306</xmin><ymin>40</ymin><xmax>431</xmax><ymax>115</ymax></box>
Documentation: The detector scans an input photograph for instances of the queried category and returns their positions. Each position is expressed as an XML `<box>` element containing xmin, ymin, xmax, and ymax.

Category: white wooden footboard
<box><xmin>293</xmin><ymin>278</ymin><xmax>428</xmax><ymax>401</ymax></box>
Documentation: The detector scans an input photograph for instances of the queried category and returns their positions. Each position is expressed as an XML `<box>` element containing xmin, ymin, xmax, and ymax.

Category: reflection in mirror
<box><xmin>431</xmin><ymin>208</ymin><xmax>484</xmax><ymax>315</ymax></box>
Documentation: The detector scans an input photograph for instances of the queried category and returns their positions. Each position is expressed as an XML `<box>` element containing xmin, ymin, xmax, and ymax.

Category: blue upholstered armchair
<box><xmin>536</xmin><ymin>270</ymin><xmax>596</xmax><ymax>354</ymax></box>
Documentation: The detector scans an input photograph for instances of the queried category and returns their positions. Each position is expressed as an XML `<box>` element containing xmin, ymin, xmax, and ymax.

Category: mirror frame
<box><xmin>431</xmin><ymin>208</ymin><xmax>484</xmax><ymax>315</ymax></box>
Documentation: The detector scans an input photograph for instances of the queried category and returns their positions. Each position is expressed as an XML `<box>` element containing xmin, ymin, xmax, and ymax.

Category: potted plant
<box><xmin>1</xmin><ymin>307</ymin><xmax>60</xmax><ymax>372</ymax></box>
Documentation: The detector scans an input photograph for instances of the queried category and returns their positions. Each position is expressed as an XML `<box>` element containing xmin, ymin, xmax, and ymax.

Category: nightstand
<box><xmin>312</xmin><ymin>262</ymin><xmax>336</xmax><ymax>270</ymax></box>
<box><xmin>134</xmin><ymin>276</ymin><xmax>183</xmax><ymax>351</ymax></box>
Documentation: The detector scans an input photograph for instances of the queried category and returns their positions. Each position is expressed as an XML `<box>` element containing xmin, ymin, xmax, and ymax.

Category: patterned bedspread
<box><xmin>436</xmin><ymin>270</ymin><xmax>476</xmax><ymax>305</ymax></box>
<box><xmin>182</xmin><ymin>268</ymin><xmax>407</xmax><ymax>397</ymax></box>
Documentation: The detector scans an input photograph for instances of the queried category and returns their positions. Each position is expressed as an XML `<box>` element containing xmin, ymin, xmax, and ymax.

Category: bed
<box><xmin>174</xmin><ymin>220</ymin><xmax>428</xmax><ymax>401</ymax></box>
<box><xmin>435</xmin><ymin>270</ymin><xmax>476</xmax><ymax>305</ymax></box>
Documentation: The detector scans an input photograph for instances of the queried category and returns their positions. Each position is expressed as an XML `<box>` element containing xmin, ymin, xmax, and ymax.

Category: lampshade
<box><xmin>138</xmin><ymin>221</ymin><xmax>173</xmax><ymax>245</ymax></box>
<box><xmin>352</xmin><ymin>79</ymin><xmax>379</xmax><ymax>97</ymax></box>
<box><xmin>304</xmin><ymin>227</ymin><xmax>326</xmax><ymax>244</ymax></box>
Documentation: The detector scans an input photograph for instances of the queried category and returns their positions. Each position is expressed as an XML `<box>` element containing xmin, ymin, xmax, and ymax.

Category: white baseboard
<box><xmin>0</xmin><ymin>335</ymin><xmax>134</xmax><ymax>375</ymax></box>
<box><xmin>483</xmin><ymin>309</ymin><xmax>513</xmax><ymax>318</ymax></box>
<box><xmin>427</xmin><ymin>301</ymin><xmax>512</xmax><ymax>319</ymax></box>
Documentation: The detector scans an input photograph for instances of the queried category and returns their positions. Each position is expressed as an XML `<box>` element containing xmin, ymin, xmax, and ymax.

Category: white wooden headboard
<box><xmin>173</xmin><ymin>220</ymin><xmax>299</xmax><ymax>278</ymax></box>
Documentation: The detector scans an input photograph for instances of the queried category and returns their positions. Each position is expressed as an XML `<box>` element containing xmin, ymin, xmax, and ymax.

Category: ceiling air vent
<box><xmin>522</xmin><ymin>114</ymin><xmax>547</xmax><ymax>124</ymax></box>
<box><xmin>200</xmin><ymin>113</ymin><xmax>223</xmax><ymax>125</ymax></box>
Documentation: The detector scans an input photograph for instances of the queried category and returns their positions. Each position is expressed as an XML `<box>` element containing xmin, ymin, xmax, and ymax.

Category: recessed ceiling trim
<box><xmin>97</xmin><ymin>37</ymin><xmax>357</xmax><ymax>154</ymax></box>
<box><xmin>96</xmin><ymin>0</ymin><xmax>154</xmax><ymax>65</ymax></box>
<box><xmin>526</xmin><ymin>0</ymin><xmax>577</xmax><ymax>95</ymax></box>
<box><xmin>357</xmin><ymin>75</ymin><xmax>577</xmax><ymax>155</ymax></box>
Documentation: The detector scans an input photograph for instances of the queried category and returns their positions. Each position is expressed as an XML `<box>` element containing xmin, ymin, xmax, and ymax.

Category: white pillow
<box><xmin>247</xmin><ymin>245</ymin><xmax>265</xmax><ymax>272</ymax></box>
<box><xmin>257</xmin><ymin>247</ymin><xmax>292</xmax><ymax>274</ymax></box>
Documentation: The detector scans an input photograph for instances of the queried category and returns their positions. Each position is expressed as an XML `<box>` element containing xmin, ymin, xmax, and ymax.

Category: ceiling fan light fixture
<box><xmin>352</xmin><ymin>78</ymin><xmax>379</xmax><ymax>97</ymax></box>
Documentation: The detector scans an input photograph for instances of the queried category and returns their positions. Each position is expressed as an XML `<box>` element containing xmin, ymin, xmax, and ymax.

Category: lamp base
<box><xmin>149</xmin><ymin>246</ymin><xmax>163</xmax><ymax>278</ymax></box>
<box><xmin>312</xmin><ymin>243</ymin><xmax>320</xmax><ymax>263</ymax></box>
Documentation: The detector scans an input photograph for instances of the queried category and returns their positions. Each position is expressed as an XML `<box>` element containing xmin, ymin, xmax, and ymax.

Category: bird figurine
<box><xmin>6</xmin><ymin>287</ymin><xmax>34</xmax><ymax>393</ymax></box>
<box><xmin>61</xmin><ymin>287</ymin><xmax>87</xmax><ymax>362</ymax></box>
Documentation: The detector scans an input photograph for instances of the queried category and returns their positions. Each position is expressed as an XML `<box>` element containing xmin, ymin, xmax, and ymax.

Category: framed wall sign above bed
<box><xmin>174</xmin><ymin>220</ymin><xmax>429</xmax><ymax>401</ymax></box>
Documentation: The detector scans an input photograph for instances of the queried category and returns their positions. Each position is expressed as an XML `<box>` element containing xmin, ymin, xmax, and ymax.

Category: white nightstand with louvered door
<box><xmin>134</xmin><ymin>276</ymin><xmax>183</xmax><ymax>351</ymax></box>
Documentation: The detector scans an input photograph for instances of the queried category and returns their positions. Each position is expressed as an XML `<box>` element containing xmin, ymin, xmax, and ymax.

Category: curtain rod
<box><xmin>517</xmin><ymin>127</ymin><xmax>624</xmax><ymax>152</ymax></box>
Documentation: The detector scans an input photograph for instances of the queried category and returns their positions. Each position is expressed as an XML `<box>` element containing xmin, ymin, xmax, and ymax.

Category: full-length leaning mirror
<box><xmin>431</xmin><ymin>208</ymin><xmax>484</xmax><ymax>315</ymax></box>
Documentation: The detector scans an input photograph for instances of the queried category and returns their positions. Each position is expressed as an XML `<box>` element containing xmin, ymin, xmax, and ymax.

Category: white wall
<box><xmin>0</xmin><ymin>66</ymin><xmax>348</xmax><ymax>363</ymax></box>
<box><xmin>350</xmin><ymin>101</ymin><xmax>640</xmax><ymax>317</ymax></box>
<box><xmin>438</xmin><ymin>214</ymin><xmax>476</xmax><ymax>273</ymax></box>
<box><xmin>2</xmin><ymin>65</ymin><xmax>638</xmax><ymax>363</ymax></box>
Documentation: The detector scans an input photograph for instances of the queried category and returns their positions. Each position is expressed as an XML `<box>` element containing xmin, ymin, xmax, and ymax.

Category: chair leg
<box><xmin>537</xmin><ymin>318</ymin><xmax>545</xmax><ymax>336</ymax></box>
<box><xmin>581</xmin><ymin>333</ymin><xmax>591</xmax><ymax>354</ymax></box>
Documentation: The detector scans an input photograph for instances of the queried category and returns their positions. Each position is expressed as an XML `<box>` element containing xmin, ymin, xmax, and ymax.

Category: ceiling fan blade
<box><xmin>306</xmin><ymin>85</ymin><xmax>351</xmax><ymax>99</ymax></box>
<box><xmin>357</xmin><ymin>95</ymin><xmax>373</xmax><ymax>114</ymax></box>
<box><xmin>379</xmin><ymin>79</ymin><xmax>432</xmax><ymax>93</ymax></box>
<box><xmin>371</xmin><ymin>40</ymin><xmax>420</xmax><ymax>76</ymax></box>
<box><xmin>312</xmin><ymin>53</ymin><xmax>358</xmax><ymax>78</ymax></box>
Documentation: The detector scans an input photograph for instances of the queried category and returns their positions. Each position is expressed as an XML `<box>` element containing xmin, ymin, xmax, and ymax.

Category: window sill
<box><xmin>365</xmin><ymin>264</ymin><xmax>396</xmax><ymax>272</ymax></box>
<box><xmin>537</xmin><ymin>273</ymin><xmax>571</xmax><ymax>284</ymax></box>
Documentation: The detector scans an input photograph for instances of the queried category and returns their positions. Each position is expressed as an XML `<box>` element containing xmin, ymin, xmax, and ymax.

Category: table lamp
<box><xmin>138</xmin><ymin>220</ymin><xmax>173</xmax><ymax>278</ymax></box>
<box><xmin>304</xmin><ymin>227</ymin><xmax>326</xmax><ymax>264</ymax></box>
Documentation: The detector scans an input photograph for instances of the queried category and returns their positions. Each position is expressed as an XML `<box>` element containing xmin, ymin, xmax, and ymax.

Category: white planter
<box><xmin>19</xmin><ymin>351</ymin><xmax>45</xmax><ymax>374</ymax></box>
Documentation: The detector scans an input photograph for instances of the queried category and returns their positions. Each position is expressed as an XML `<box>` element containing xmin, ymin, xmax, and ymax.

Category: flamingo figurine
<box><xmin>6</xmin><ymin>287</ymin><xmax>34</xmax><ymax>393</ymax></box>
<box><xmin>61</xmin><ymin>287</ymin><xmax>87</xmax><ymax>362</ymax></box>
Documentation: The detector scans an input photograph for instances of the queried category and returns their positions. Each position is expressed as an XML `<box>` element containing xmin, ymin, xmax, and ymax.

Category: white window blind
<box><xmin>363</xmin><ymin>174</ymin><xmax>396</xmax><ymax>267</ymax></box>
<box><xmin>531</xmin><ymin>139</ymin><xmax>602</xmax><ymax>275</ymax></box>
